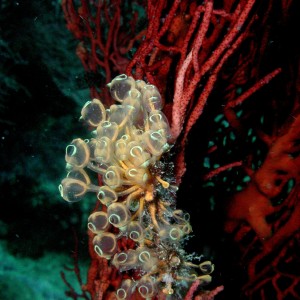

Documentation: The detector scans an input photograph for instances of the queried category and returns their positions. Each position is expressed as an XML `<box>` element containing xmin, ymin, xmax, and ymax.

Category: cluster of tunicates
<box><xmin>59</xmin><ymin>74</ymin><xmax>170</xmax><ymax>202</ymax></box>
<box><xmin>59</xmin><ymin>75</ymin><xmax>214</xmax><ymax>299</ymax></box>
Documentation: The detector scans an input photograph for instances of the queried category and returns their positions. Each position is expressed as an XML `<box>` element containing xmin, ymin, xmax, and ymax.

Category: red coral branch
<box><xmin>62</xmin><ymin>0</ymin><xmax>141</xmax><ymax>103</ymax></box>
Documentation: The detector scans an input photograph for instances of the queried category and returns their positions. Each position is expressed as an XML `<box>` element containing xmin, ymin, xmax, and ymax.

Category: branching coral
<box><xmin>59</xmin><ymin>74</ymin><xmax>214</xmax><ymax>299</ymax></box>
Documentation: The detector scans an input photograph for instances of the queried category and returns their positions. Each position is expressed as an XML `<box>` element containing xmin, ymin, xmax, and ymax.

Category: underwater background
<box><xmin>0</xmin><ymin>1</ymin><xmax>92</xmax><ymax>299</ymax></box>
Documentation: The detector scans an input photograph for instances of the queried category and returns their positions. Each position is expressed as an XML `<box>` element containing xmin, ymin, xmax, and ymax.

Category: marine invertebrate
<box><xmin>59</xmin><ymin>74</ymin><xmax>214</xmax><ymax>299</ymax></box>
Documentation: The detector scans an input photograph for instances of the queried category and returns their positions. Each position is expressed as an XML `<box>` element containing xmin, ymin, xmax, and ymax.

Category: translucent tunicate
<box><xmin>103</xmin><ymin>166</ymin><xmax>124</xmax><ymax>188</ymax></box>
<box><xmin>137</xmin><ymin>277</ymin><xmax>156</xmax><ymax>299</ymax></box>
<box><xmin>131</xmin><ymin>129</ymin><xmax>144</xmax><ymax>142</ymax></box>
<box><xmin>123</xmin><ymin>89</ymin><xmax>142</xmax><ymax>121</ymax></box>
<box><xmin>127</xmin><ymin>141</ymin><xmax>150</xmax><ymax>167</ymax></box>
<box><xmin>125</xmin><ymin>168</ymin><xmax>148</xmax><ymax>185</ymax></box>
<box><xmin>94</xmin><ymin>137</ymin><xmax>113</xmax><ymax>163</ymax></box>
<box><xmin>125</xmin><ymin>194</ymin><xmax>140</xmax><ymax>212</ymax></box>
<box><xmin>144</xmin><ymin>130</ymin><xmax>169</xmax><ymax>156</ymax></box>
<box><xmin>107</xmin><ymin>202</ymin><xmax>131</xmax><ymax>228</ymax></box>
<box><xmin>59</xmin><ymin>169</ymin><xmax>91</xmax><ymax>202</ymax></box>
<box><xmin>108</xmin><ymin>74</ymin><xmax>136</xmax><ymax>102</ymax></box>
<box><xmin>127</xmin><ymin>221</ymin><xmax>144</xmax><ymax>242</ymax></box>
<box><xmin>148</xmin><ymin>110</ymin><xmax>171</xmax><ymax>138</ymax></box>
<box><xmin>135</xmin><ymin>79</ymin><xmax>146</xmax><ymax>92</ymax></box>
<box><xmin>121</xmin><ymin>134</ymin><xmax>130</xmax><ymax>141</ymax></box>
<box><xmin>172</xmin><ymin>210</ymin><xmax>190</xmax><ymax>223</ymax></box>
<box><xmin>112</xmin><ymin>249</ymin><xmax>138</xmax><ymax>271</ymax></box>
<box><xmin>88</xmin><ymin>211</ymin><xmax>109</xmax><ymax>234</ymax></box>
<box><xmin>197</xmin><ymin>274</ymin><xmax>212</xmax><ymax>284</ymax></box>
<box><xmin>87</xmin><ymin>160</ymin><xmax>108</xmax><ymax>175</ymax></box>
<box><xmin>93</xmin><ymin>232</ymin><xmax>118</xmax><ymax>259</ymax></box>
<box><xmin>109</xmin><ymin>105</ymin><xmax>134</xmax><ymax>128</ymax></box>
<box><xmin>123</xmin><ymin>89</ymin><xmax>141</xmax><ymax>107</ymax></box>
<box><xmin>159</xmin><ymin>225</ymin><xmax>183</xmax><ymax>241</ymax></box>
<box><xmin>86</xmin><ymin>138</ymin><xmax>97</xmax><ymax>160</ymax></box>
<box><xmin>168</xmin><ymin>226</ymin><xmax>183</xmax><ymax>241</ymax></box>
<box><xmin>180</xmin><ymin>222</ymin><xmax>192</xmax><ymax>235</ymax></box>
<box><xmin>97</xmin><ymin>186</ymin><xmax>118</xmax><ymax>206</ymax></box>
<box><xmin>59</xmin><ymin>178</ymin><xmax>87</xmax><ymax>202</ymax></box>
<box><xmin>96</xmin><ymin>121</ymin><xmax>119</xmax><ymax>141</ymax></box>
<box><xmin>136</xmin><ymin>247</ymin><xmax>157</xmax><ymax>272</ymax></box>
<box><xmin>115</xmin><ymin>138</ymin><xmax>128</xmax><ymax>161</ymax></box>
<box><xmin>116</xmin><ymin>279</ymin><xmax>134</xmax><ymax>300</ymax></box>
<box><xmin>65</xmin><ymin>138</ymin><xmax>90</xmax><ymax>168</ymax></box>
<box><xmin>67</xmin><ymin>169</ymin><xmax>90</xmax><ymax>185</ymax></box>
<box><xmin>81</xmin><ymin>99</ymin><xmax>106</xmax><ymax>127</ymax></box>
<box><xmin>199</xmin><ymin>261</ymin><xmax>215</xmax><ymax>274</ymax></box>
<box><xmin>138</xmin><ymin>249</ymin><xmax>151</xmax><ymax>262</ymax></box>
<box><xmin>142</xmin><ymin>84</ymin><xmax>163</xmax><ymax>112</ymax></box>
